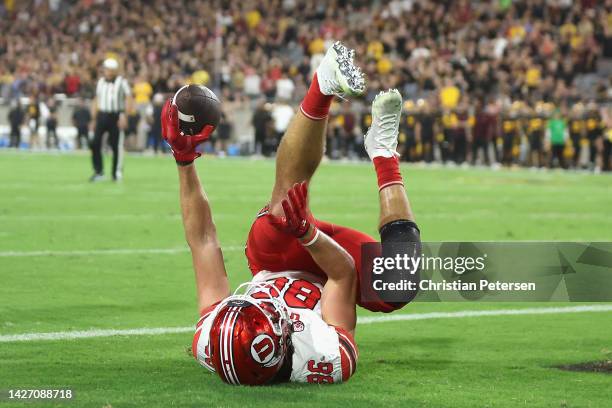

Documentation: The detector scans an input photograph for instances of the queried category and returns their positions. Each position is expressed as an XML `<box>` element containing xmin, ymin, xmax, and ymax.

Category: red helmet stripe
<box><xmin>336</xmin><ymin>330</ymin><xmax>358</xmax><ymax>360</ymax></box>
<box><xmin>226</xmin><ymin>307</ymin><xmax>240</xmax><ymax>385</ymax></box>
<box><xmin>217</xmin><ymin>308</ymin><xmax>229</xmax><ymax>382</ymax></box>
<box><xmin>219</xmin><ymin>306</ymin><xmax>241</xmax><ymax>385</ymax></box>
<box><xmin>218</xmin><ymin>307</ymin><xmax>234</xmax><ymax>384</ymax></box>
<box><xmin>339</xmin><ymin>344</ymin><xmax>352</xmax><ymax>380</ymax></box>
<box><xmin>335</xmin><ymin>328</ymin><xmax>358</xmax><ymax>377</ymax></box>
<box><xmin>223</xmin><ymin>308</ymin><xmax>236</xmax><ymax>384</ymax></box>
<box><xmin>192</xmin><ymin>327</ymin><xmax>203</xmax><ymax>359</ymax></box>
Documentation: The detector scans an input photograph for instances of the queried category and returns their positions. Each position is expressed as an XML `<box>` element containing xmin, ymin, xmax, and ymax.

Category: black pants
<box><xmin>472</xmin><ymin>139</ymin><xmax>491</xmax><ymax>165</ymax></box>
<box><xmin>550</xmin><ymin>144</ymin><xmax>566</xmax><ymax>169</ymax></box>
<box><xmin>603</xmin><ymin>139</ymin><xmax>612</xmax><ymax>171</ymax></box>
<box><xmin>440</xmin><ymin>131</ymin><xmax>452</xmax><ymax>163</ymax></box>
<box><xmin>91</xmin><ymin>112</ymin><xmax>122</xmax><ymax>178</ymax></box>
<box><xmin>9</xmin><ymin>126</ymin><xmax>20</xmax><ymax>147</ymax></box>
<box><xmin>589</xmin><ymin>136</ymin><xmax>600</xmax><ymax>166</ymax></box>
<box><xmin>76</xmin><ymin>126</ymin><xmax>89</xmax><ymax>149</ymax></box>
<box><xmin>151</xmin><ymin>129</ymin><xmax>166</xmax><ymax>153</ymax></box>
<box><xmin>570</xmin><ymin>134</ymin><xmax>581</xmax><ymax>167</ymax></box>
<box><xmin>502</xmin><ymin>135</ymin><xmax>515</xmax><ymax>166</ymax></box>
<box><xmin>453</xmin><ymin>134</ymin><xmax>467</xmax><ymax>164</ymax></box>
<box><xmin>254</xmin><ymin>129</ymin><xmax>266</xmax><ymax>155</ymax></box>
<box><xmin>46</xmin><ymin>121</ymin><xmax>58</xmax><ymax>149</ymax></box>
<box><xmin>401</xmin><ymin>136</ymin><xmax>418</xmax><ymax>162</ymax></box>
<box><xmin>422</xmin><ymin>136</ymin><xmax>434</xmax><ymax>163</ymax></box>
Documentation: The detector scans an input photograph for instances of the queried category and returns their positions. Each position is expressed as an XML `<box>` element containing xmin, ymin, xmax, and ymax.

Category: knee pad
<box><xmin>379</xmin><ymin>219</ymin><xmax>421</xmax><ymax>245</ymax></box>
<box><xmin>377</xmin><ymin>219</ymin><xmax>421</xmax><ymax>309</ymax></box>
<box><xmin>379</xmin><ymin>219</ymin><xmax>421</xmax><ymax>270</ymax></box>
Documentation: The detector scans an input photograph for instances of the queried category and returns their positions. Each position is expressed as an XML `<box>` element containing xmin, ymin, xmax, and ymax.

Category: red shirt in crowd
<box><xmin>64</xmin><ymin>74</ymin><xmax>81</xmax><ymax>96</ymax></box>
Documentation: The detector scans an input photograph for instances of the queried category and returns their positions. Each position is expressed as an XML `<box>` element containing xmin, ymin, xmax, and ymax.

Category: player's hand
<box><xmin>161</xmin><ymin>98</ymin><xmax>215</xmax><ymax>165</ymax></box>
<box><xmin>270</xmin><ymin>182</ymin><xmax>318</xmax><ymax>244</ymax></box>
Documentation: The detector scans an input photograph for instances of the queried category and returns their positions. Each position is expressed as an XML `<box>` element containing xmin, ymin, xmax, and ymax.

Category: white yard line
<box><xmin>1</xmin><ymin>305</ymin><xmax>610</xmax><ymax>343</ymax></box>
<box><xmin>0</xmin><ymin>246</ymin><xmax>245</xmax><ymax>257</ymax></box>
<box><xmin>356</xmin><ymin>304</ymin><xmax>612</xmax><ymax>323</ymax></box>
<box><xmin>3</xmin><ymin>241</ymin><xmax>612</xmax><ymax>257</ymax></box>
<box><xmin>0</xmin><ymin>213</ymin><xmax>248</xmax><ymax>221</ymax></box>
<box><xmin>0</xmin><ymin>214</ymin><xmax>183</xmax><ymax>221</ymax></box>
<box><xmin>0</xmin><ymin>327</ymin><xmax>193</xmax><ymax>343</ymax></box>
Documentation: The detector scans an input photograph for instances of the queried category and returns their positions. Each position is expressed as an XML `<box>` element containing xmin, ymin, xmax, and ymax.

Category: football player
<box><xmin>162</xmin><ymin>42</ymin><xmax>420</xmax><ymax>385</ymax></box>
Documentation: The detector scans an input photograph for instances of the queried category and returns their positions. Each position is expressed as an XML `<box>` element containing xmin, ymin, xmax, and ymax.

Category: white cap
<box><xmin>103</xmin><ymin>58</ymin><xmax>119</xmax><ymax>70</ymax></box>
<box><xmin>153</xmin><ymin>93</ymin><xmax>164</xmax><ymax>104</ymax></box>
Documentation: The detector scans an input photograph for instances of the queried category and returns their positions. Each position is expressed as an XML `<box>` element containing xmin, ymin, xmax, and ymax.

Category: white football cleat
<box><xmin>316</xmin><ymin>41</ymin><xmax>365</xmax><ymax>97</ymax></box>
<box><xmin>364</xmin><ymin>89</ymin><xmax>403</xmax><ymax>159</ymax></box>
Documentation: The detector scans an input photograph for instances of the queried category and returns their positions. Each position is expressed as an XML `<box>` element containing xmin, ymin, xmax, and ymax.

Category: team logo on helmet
<box><xmin>250</xmin><ymin>334</ymin><xmax>276</xmax><ymax>366</ymax></box>
<box><xmin>209</xmin><ymin>283</ymin><xmax>292</xmax><ymax>385</ymax></box>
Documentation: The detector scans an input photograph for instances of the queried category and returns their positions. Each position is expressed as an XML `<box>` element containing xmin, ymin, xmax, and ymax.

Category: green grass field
<box><xmin>1</xmin><ymin>152</ymin><xmax>611</xmax><ymax>408</ymax></box>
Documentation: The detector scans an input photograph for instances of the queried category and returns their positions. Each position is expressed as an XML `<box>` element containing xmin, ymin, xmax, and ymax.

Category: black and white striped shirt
<box><xmin>96</xmin><ymin>76</ymin><xmax>131</xmax><ymax>113</ymax></box>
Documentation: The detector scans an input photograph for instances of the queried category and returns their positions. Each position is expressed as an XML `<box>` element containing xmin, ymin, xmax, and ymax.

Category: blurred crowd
<box><xmin>319</xmin><ymin>97</ymin><xmax>612</xmax><ymax>171</ymax></box>
<box><xmin>1</xmin><ymin>0</ymin><xmax>612</xmax><ymax>170</ymax></box>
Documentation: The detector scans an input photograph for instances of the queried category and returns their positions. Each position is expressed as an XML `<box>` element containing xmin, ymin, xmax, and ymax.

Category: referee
<box><xmin>90</xmin><ymin>58</ymin><xmax>132</xmax><ymax>182</ymax></box>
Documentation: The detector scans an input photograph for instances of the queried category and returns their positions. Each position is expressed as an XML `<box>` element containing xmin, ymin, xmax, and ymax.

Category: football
<box><xmin>174</xmin><ymin>84</ymin><xmax>221</xmax><ymax>136</ymax></box>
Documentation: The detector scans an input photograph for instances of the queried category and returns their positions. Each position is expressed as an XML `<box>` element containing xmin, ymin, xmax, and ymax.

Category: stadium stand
<box><xmin>0</xmin><ymin>0</ymin><xmax>611</xmax><ymax>170</ymax></box>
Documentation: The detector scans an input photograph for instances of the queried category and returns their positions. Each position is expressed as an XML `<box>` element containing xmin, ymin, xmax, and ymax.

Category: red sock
<box><xmin>300</xmin><ymin>73</ymin><xmax>333</xmax><ymax>120</ymax></box>
<box><xmin>373</xmin><ymin>156</ymin><xmax>404</xmax><ymax>191</ymax></box>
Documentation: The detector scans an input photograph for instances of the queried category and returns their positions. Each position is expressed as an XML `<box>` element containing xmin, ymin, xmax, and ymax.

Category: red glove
<box><xmin>269</xmin><ymin>182</ymin><xmax>319</xmax><ymax>246</ymax></box>
<box><xmin>161</xmin><ymin>98</ymin><xmax>215</xmax><ymax>165</ymax></box>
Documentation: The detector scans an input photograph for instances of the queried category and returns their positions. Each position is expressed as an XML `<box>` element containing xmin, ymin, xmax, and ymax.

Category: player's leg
<box><xmin>364</xmin><ymin>90</ymin><xmax>421</xmax><ymax>309</ymax></box>
<box><xmin>364</xmin><ymin>90</ymin><xmax>416</xmax><ymax>227</ymax></box>
<box><xmin>248</xmin><ymin>90</ymin><xmax>420</xmax><ymax>314</ymax></box>
<box><xmin>270</xmin><ymin>111</ymin><xmax>327</xmax><ymax>208</ymax></box>
<box><xmin>246</xmin><ymin>42</ymin><xmax>365</xmax><ymax>277</ymax></box>
<box><xmin>30</xmin><ymin>121</ymin><xmax>40</xmax><ymax>149</ymax></box>
<box><xmin>90</xmin><ymin>118</ymin><xmax>105</xmax><ymax>177</ymax></box>
<box><xmin>9</xmin><ymin>127</ymin><xmax>18</xmax><ymax>148</ymax></box>
<box><xmin>591</xmin><ymin>136</ymin><xmax>603</xmax><ymax>171</ymax></box>
<box><xmin>108</xmin><ymin>119</ymin><xmax>121</xmax><ymax>181</ymax></box>
<box><xmin>269</xmin><ymin>42</ymin><xmax>365</xmax><ymax>213</ymax></box>
<box><xmin>292</xmin><ymin>90</ymin><xmax>421</xmax><ymax>313</ymax></box>
<box><xmin>603</xmin><ymin>137</ymin><xmax>612</xmax><ymax>171</ymax></box>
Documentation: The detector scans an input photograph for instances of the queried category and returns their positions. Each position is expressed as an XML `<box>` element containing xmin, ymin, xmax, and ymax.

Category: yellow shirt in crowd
<box><xmin>377</xmin><ymin>58</ymin><xmax>392</xmax><ymax>74</ymax></box>
<box><xmin>442</xmin><ymin>112</ymin><xmax>459</xmax><ymax>128</ymax></box>
<box><xmin>367</xmin><ymin>41</ymin><xmax>384</xmax><ymax>60</ymax></box>
<box><xmin>508</xmin><ymin>25</ymin><xmax>526</xmax><ymax>41</ymax></box>
<box><xmin>309</xmin><ymin>38</ymin><xmax>325</xmax><ymax>55</ymax></box>
<box><xmin>192</xmin><ymin>70</ymin><xmax>210</xmax><ymax>86</ymax></box>
<box><xmin>440</xmin><ymin>86</ymin><xmax>460</xmax><ymax>109</ymax></box>
<box><xmin>246</xmin><ymin>10</ymin><xmax>261</xmax><ymax>29</ymax></box>
<box><xmin>526</xmin><ymin>67</ymin><xmax>541</xmax><ymax>87</ymax></box>
<box><xmin>133</xmin><ymin>81</ymin><xmax>153</xmax><ymax>104</ymax></box>
<box><xmin>560</xmin><ymin>22</ymin><xmax>577</xmax><ymax>39</ymax></box>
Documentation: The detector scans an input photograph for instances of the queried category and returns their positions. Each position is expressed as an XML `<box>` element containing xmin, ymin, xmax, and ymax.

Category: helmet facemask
<box><xmin>227</xmin><ymin>281</ymin><xmax>292</xmax><ymax>337</ymax></box>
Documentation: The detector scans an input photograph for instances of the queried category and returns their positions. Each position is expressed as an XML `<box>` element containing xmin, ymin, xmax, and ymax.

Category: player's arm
<box><xmin>178</xmin><ymin>163</ymin><xmax>230</xmax><ymax>312</ymax></box>
<box><xmin>300</xmin><ymin>225</ymin><xmax>357</xmax><ymax>334</ymax></box>
<box><xmin>161</xmin><ymin>98</ymin><xmax>229</xmax><ymax>313</ymax></box>
<box><xmin>270</xmin><ymin>182</ymin><xmax>357</xmax><ymax>334</ymax></box>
